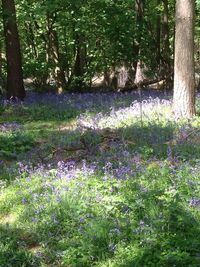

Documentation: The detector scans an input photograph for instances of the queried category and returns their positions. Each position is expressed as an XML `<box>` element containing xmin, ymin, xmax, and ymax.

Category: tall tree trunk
<box><xmin>156</xmin><ymin>0</ymin><xmax>161</xmax><ymax>70</ymax></box>
<box><xmin>47</xmin><ymin>14</ymin><xmax>66</xmax><ymax>94</ymax></box>
<box><xmin>2</xmin><ymin>0</ymin><xmax>25</xmax><ymax>100</ymax></box>
<box><xmin>125</xmin><ymin>0</ymin><xmax>144</xmax><ymax>88</ymax></box>
<box><xmin>0</xmin><ymin>40</ymin><xmax>3</xmax><ymax>93</ymax></box>
<box><xmin>0</xmin><ymin>41</ymin><xmax>2</xmax><ymax>78</ymax></box>
<box><xmin>162</xmin><ymin>0</ymin><xmax>171</xmax><ymax>88</ymax></box>
<box><xmin>24</xmin><ymin>22</ymin><xmax>38</xmax><ymax>59</ymax></box>
<box><xmin>173</xmin><ymin>0</ymin><xmax>195</xmax><ymax>118</ymax></box>
<box><xmin>73</xmin><ymin>34</ymin><xmax>87</xmax><ymax>90</ymax></box>
<box><xmin>134</xmin><ymin>0</ymin><xmax>145</xmax><ymax>85</ymax></box>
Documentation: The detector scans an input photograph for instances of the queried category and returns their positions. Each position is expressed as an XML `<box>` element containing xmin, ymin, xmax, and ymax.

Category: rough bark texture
<box><xmin>173</xmin><ymin>0</ymin><xmax>195</xmax><ymax>118</ymax></box>
<box><xmin>2</xmin><ymin>0</ymin><xmax>25</xmax><ymax>100</ymax></box>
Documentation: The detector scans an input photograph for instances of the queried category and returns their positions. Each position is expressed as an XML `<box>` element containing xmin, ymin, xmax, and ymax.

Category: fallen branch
<box><xmin>119</xmin><ymin>72</ymin><xmax>173</xmax><ymax>91</ymax></box>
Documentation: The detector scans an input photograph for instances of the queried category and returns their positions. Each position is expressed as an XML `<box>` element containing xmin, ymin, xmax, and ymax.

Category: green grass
<box><xmin>0</xmin><ymin>96</ymin><xmax>200</xmax><ymax>266</ymax></box>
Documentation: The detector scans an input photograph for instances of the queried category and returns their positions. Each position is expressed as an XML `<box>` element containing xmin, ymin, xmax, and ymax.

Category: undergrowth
<box><xmin>0</xmin><ymin>92</ymin><xmax>200</xmax><ymax>267</ymax></box>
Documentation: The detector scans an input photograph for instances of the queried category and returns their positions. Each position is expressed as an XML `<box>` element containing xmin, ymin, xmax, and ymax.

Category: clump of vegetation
<box><xmin>0</xmin><ymin>131</ymin><xmax>35</xmax><ymax>159</ymax></box>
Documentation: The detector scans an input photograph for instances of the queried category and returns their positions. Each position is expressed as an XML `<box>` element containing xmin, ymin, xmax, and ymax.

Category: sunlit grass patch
<box><xmin>0</xmin><ymin>213</ymin><xmax>18</xmax><ymax>225</ymax></box>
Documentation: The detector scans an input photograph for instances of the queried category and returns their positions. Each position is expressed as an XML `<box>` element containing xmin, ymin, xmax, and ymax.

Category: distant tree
<box><xmin>134</xmin><ymin>0</ymin><xmax>145</xmax><ymax>85</ymax></box>
<box><xmin>2</xmin><ymin>0</ymin><xmax>25</xmax><ymax>100</ymax></box>
<box><xmin>173</xmin><ymin>0</ymin><xmax>195</xmax><ymax>118</ymax></box>
<box><xmin>162</xmin><ymin>0</ymin><xmax>171</xmax><ymax>88</ymax></box>
<box><xmin>156</xmin><ymin>0</ymin><xmax>161</xmax><ymax>69</ymax></box>
<box><xmin>47</xmin><ymin>11</ymin><xmax>66</xmax><ymax>94</ymax></box>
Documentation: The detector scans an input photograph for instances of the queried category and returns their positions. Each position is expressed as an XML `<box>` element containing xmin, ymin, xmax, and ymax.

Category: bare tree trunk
<box><xmin>0</xmin><ymin>41</ymin><xmax>2</xmax><ymax>78</ymax></box>
<box><xmin>173</xmin><ymin>0</ymin><xmax>195</xmax><ymax>118</ymax></box>
<box><xmin>156</xmin><ymin>0</ymin><xmax>161</xmax><ymax>69</ymax></box>
<box><xmin>47</xmin><ymin>14</ymin><xmax>66</xmax><ymax>94</ymax></box>
<box><xmin>0</xmin><ymin>40</ymin><xmax>3</xmax><ymax>93</ymax></box>
<box><xmin>73</xmin><ymin>34</ymin><xmax>87</xmax><ymax>90</ymax></box>
<box><xmin>162</xmin><ymin>0</ymin><xmax>171</xmax><ymax>89</ymax></box>
<box><xmin>2</xmin><ymin>0</ymin><xmax>25</xmax><ymax>100</ymax></box>
<box><xmin>24</xmin><ymin>22</ymin><xmax>38</xmax><ymax>59</ymax></box>
<box><xmin>134</xmin><ymin>0</ymin><xmax>145</xmax><ymax>85</ymax></box>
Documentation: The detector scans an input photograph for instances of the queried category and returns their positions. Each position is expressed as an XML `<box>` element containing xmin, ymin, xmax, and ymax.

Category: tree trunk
<box><xmin>73</xmin><ymin>34</ymin><xmax>87</xmax><ymax>91</ymax></box>
<box><xmin>162</xmin><ymin>0</ymin><xmax>171</xmax><ymax>89</ymax></box>
<box><xmin>173</xmin><ymin>0</ymin><xmax>195</xmax><ymax>118</ymax></box>
<box><xmin>2</xmin><ymin>0</ymin><xmax>25</xmax><ymax>100</ymax></box>
<box><xmin>0</xmin><ymin>41</ymin><xmax>2</xmax><ymax>78</ymax></box>
<box><xmin>24</xmin><ymin>22</ymin><xmax>38</xmax><ymax>59</ymax></box>
<box><xmin>156</xmin><ymin>0</ymin><xmax>161</xmax><ymax>69</ymax></box>
<box><xmin>134</xmin><ymin>0</ymin><xmax>145</xmax><ymax>85</ymax></box>
<box><xmin>47</xmin><ymin>14</ymin><xmax>66</xmax><ymax>94</ymax></box>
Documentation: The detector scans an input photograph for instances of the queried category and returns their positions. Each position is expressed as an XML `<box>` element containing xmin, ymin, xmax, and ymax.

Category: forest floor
<box><xmin>0</xmin><ymin>90</ymin><xmax>200</xmax><ymax>267</ymax></box>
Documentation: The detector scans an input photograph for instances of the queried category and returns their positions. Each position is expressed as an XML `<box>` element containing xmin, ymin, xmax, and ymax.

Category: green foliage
<box><xmin>0</xmin><ymin>132</ymin><xmax>35</xmax><ymax>159</ymax></box>
<box><xmin>0</xmin><ymin>226</ymin><xmax>39</xmax><ymax>267</ymax></box>
<box><xmin>0</xmin><ymin>104</ymin><xmax>5</xmax><ymax>115</ymax></box>
<box><xmin>11</xmin><ymin>0</ymin><xmax>175</xmax><ymax>91</ymax></box>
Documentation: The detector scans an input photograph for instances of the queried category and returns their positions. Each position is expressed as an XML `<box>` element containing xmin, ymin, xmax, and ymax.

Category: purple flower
<box><xmin>96</xmin><ymin>194</ymin><xmax>101</xmax><ymax>203</ymax></box>
<box><xmin>21</xmin><ymin>198</ymin><xmax>27</xmax><ymax>204</ymax></box>
<box><xmin>139</xmin><ymin>220</ymin><xmax>145</xmax><ymax>228</ymax></box>
<box><xmin>79</xmin><ymin>217</ymin><xmax>85</xmax><ymax>223</ymax></box>
<box><xmin>189</xmin><ymin>198</ymin><xmax>200</xmax><ymax>209</ymax></box>
<box><xmin>121</xmin><ymin>205</ymin><xmax>128</xmax><ymax>214</ymax></box>
<box><xmin>31</xmin><ymin>217</ymin><xmax>37</xmax><ymax>222</ymax></box>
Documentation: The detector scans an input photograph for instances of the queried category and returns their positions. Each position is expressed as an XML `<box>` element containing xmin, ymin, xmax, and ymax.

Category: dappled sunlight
<box><xmin>0</xmin><ymin>92</ymin><xmax>200</xmax><ymax>266</ymax></box>
<box><xmin>1</xmin><ymin>156</ymin><xmax>200</xmax><ymax>266</ymax></box>
<box><xmin>0</xmin><ymin>213</ymin><xmax>18</xmax><ymax>225</ymax></box>
<box><xmin>76</xmin><ymin>97</ymin><xmax>173</xmax><ymax>131</ymax></box>
<box><xmin>0</xmin><ymin>0</ymin><xmax>199</xmax><ymax>263</ymax></box>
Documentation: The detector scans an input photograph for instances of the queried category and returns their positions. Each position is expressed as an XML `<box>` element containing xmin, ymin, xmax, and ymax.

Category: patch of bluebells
<box><xmin>0</xmin><ymin>122</ymin><xmax>22</xmax><ymax>132</ymax></box>
<box><xmin>76</xmin><ymin>96</ymin><xmax>172</xmax><ymax>131</ymax></box>
<box><xmin>1</xmin><ymin>91</ymin><xmax>200</xmax><ymax>266</ymax></box>
<box><xmin>1</xmin><ymin>91</ymin><xmax>173</xmax><ymax>128</ymax></box>
<box><xmin>189</xmin><ymin>198</ymin><xmax>200</xmax><ymax>211</ymax></box>
<box><xmin>12</xmin><ymin>154</ymin><xmax>146</xmax><ymax>236</ymax></box>
<box><xmin>20</xmin><ymin>90</ymin><xmax>171</xmax><ymax>110</ymax></box>
<box><xmin>56</xmin><ymin>160</ymin><xmax>76</xmax><ymax>179</ymax></box>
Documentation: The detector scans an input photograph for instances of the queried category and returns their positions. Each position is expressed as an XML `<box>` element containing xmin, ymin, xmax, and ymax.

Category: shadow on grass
<box><xmin>2</xmin><ymin>117</ymin><xmax>200</xmax><ymax>181</ymax></box>
<box><xmin>118</xmin><ymin>190</ymin><xmax>200</xmax><ymax>267</ymax></box>
<box><xmin>0</xmin><ymin>90</ymin><xmax>172</xmax><ymax>124</ymax></box>
<box><xmin>0</xmin><ymin>224</ymin><xmax>39</xmax><ymax>267</ymax></box>
<box><xmin>12</xmin><ymin>172</ymin><xmax>200</xmax><ymax>266</ymax></box>
<box><xmin>40</xmin><ymin>121</ymin><xmax>200</xmax><ymax>166</ymax></box>
<box><xmin>0</xmin><ymin>104</ymin><xmax>79</xmax><ymax>123</ymax></box>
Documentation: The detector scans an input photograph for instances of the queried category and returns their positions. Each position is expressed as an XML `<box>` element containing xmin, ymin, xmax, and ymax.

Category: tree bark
<box><xmin>47</xmin><ymin>14</ymin><xmax>66</xmax><ymax>94</ymax></box>
<box><xmin>173</xmin><ymin>0</ymin><xmax>195</xmax><ymax>118</ymax></box>
<box><xmin>162</xmin><ymin>0</ymin><xmax>171</xmax><ymax>89</ymax></box>
<box><xmin>134</xmin><ymin>0</ymin><xmax>145</xmax><ymax>85</ymax></box>
<box><xmin>156</xmin><ymin>0</ymin><xmax>161</xmax><ymax>69</ymax></box>
<box><xmin>24</xmin><ymin>22</ymin><xmax>38</xmax><ymax>59</ymax></box>
<box><xmin>73</xmin><ymin>33</ymin><xmax>87</xmax><ymax>90</ymax></box>
<box><xmin>0</xmin><ymin>41</ymin><xmax>2</xmax><ymax>78</ymax></box>
<box><xmin>2</xmin><ymin>0</ymin><xmax>25</xmax><ymax>100</ymax></box>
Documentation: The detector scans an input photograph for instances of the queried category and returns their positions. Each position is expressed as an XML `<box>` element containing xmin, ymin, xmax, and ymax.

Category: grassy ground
<box><xmin>0</xmin><ymin>91</ymin><xmax>200</xmax><ymax>267</ymax></box>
